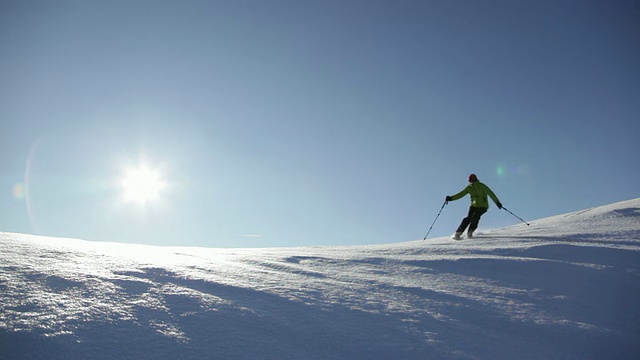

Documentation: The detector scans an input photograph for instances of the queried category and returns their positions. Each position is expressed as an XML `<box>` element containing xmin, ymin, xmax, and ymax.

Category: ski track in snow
<box><xmin>1</xmin><ymin>199</ymin><xmax>640</xmax><ymax>359</ymax></box>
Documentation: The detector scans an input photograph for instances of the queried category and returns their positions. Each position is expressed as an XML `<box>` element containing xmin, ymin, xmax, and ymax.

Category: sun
<box><xmin>121</xmin><ymin>165</ymin><xmax>166</xmax><ymax>204</ymax></box>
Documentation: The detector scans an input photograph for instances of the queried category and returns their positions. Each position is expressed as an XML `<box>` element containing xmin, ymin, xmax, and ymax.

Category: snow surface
<box><xmin>1</xmin><ymin>199</ymin><xmax>640</xmax><ymax>360</ymax></box>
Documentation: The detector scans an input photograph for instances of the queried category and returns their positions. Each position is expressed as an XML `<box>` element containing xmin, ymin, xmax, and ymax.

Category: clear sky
<box><xmin>1</xmin><ymin>0</ymin><xmax>639</xmax><ymax>248</ymax></box>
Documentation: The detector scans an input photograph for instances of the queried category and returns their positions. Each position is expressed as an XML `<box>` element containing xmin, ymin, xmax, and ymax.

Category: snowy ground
<box><xmin>1</xmin><ymin>199</ymin><xmax>639</xmax><ymax>360</ymax></box>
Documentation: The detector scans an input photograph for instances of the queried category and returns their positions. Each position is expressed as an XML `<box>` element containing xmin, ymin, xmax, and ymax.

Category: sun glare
<box><xmin>121</xmin><ymin>165</ymin><xmax>166</xmax><ymax>204</ymax></box>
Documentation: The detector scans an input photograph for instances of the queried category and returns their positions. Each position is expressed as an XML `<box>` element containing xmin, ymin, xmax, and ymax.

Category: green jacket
<box><xmin>450</xmin><ymin>181</ymin><xmax>500</xmax><ymax>209</ymax></box>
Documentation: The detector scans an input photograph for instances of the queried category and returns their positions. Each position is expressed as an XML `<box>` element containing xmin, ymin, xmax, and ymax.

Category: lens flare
<box><xmin>24</xmin><ymin>139</ymin><xmax>42</xmax><ymax>234</ymax></box>
<box><xmin>496</xmin><ymin>163</ymin><xmax>531</xmax><ymax>178</ymax></box>
<box><xmin>12</xmin><ymin>183</ymin><xmax>24</xmax><ymax>199</ymax></box>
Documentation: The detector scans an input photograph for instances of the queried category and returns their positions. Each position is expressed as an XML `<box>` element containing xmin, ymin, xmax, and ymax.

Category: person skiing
<box><xmin>446</xmin><ymin>174</ymin><xmax>502</xmax><ymax>240</ymax></box>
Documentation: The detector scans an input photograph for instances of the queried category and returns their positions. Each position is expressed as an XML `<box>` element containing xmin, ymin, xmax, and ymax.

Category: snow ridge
<box><xmin>1</xmin><ymin>199</ymin><xmax>640</xmax><ymax>359</ymax></box>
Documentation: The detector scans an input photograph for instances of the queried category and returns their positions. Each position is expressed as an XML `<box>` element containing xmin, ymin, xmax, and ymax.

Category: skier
<box><xmin>446</xmin><ymin>174</ymin><xmax>502</xmax><ymax>240</ymax></box>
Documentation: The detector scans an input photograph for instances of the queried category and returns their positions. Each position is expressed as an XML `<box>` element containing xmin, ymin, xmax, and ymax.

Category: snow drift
<box><xmin>1</xmin><ymin>199</ymin><xmax>639</xmax><ymax>359</ymax></box>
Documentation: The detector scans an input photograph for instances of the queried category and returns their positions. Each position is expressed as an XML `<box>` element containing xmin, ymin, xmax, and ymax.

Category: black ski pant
<box><xmin>456</xmin><ymin>206</ymin><xmax>487</xmax><ymax>234</ymax></box>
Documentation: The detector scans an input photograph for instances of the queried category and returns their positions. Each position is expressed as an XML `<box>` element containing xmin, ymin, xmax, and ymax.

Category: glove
<box><xmin>445</xmin><ymin>196</ymin><xmax>452</xmax><ymax>202</ymax></box>
<box><xmin>496</xmin><ymin>201</ymin><xmax>503</xmax><ymax>209</ymax></box>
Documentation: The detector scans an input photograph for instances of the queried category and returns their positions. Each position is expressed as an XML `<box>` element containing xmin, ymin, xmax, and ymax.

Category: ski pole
<box><xmin>502</xmin><ymin>206</ymin><xmax>530</xmax><ymax>226</ymax></box>
<box><xmin>423</xmin><ymin>201</ymin><xmax>448</xmax><ymax>240</ymax></box>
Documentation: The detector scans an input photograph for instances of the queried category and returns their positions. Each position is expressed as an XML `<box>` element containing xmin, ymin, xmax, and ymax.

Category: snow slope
<box><xmin>1</xmin><ymin>199</ymin><xmax>639</xmax><ymax>360</ymax></box>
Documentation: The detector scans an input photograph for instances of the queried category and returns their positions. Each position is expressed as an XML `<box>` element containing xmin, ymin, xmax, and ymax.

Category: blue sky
<box><xmin>1</xmin><ymin>0</ymin><xmax>639</xmax><ymax>247</ymax></box>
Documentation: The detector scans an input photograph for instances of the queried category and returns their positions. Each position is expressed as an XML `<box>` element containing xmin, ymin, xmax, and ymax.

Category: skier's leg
<box><xmin>468</xmin><ymin>207</ymin><xmax>487</xmax><ymax>235</ymax></box>
<box><xmin>456</xmin><ymin>207</ymin><xmax>474</xmax><ymax>234</ymax></box>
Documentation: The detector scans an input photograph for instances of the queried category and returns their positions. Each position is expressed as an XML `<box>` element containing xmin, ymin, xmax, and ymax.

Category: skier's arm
<box><xmin>448</xmin><ymin>187</ymin><xmax>469</xmax><ymax>201</ymax></box>
<box><xmin>484</xmin><ymin>184</ymin><xmax>502</xmax><ymax>208</ymax></box>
